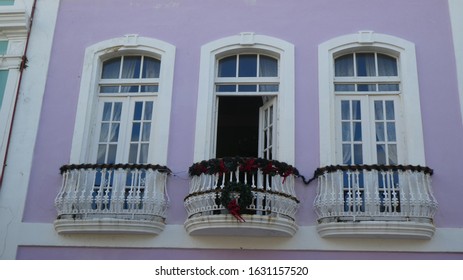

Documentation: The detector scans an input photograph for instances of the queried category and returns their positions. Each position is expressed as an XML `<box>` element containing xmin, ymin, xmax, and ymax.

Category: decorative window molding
<box><xmin>70</xmin><ymin>35</ymin><xmax>175</xmax><ymax>165</ymax></box>
<box><xmin>315</xmin><ymin>31</ymin><xmax>435</xmax><ymax>239</ymax></box>
<box><xmin>449</xmin><ymin>0</ymin><xmax>463</xmax><ymax>126</ymax></box>
<box><xmin>0</xmin><ymin>25</ymin><xmax>26</xmax><ymax>181</ymax></box>
<box><xmin>57</xmin><ymin>35</ymin><xmax>175</xmax><ymax>235</ymax></box>
<box><xmin>193</xmin><ymin>32</ymin><xmax>295</xmax><ymax>164</ymax></box>
<box><xmin>318</xmin><ymin>31</ymin><xmax>425</xmax><ymax>166</ymax></box>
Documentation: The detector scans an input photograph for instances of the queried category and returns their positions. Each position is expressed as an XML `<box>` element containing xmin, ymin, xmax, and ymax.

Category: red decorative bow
<box><xmin>227</xmin><ymin>199</ymin><xmax>245</xmax><ymax>222</ymax></box>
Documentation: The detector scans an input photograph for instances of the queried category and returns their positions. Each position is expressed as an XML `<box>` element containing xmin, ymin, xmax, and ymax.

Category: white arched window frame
<box><xmin>194</xmin><ymin>32</ymin><xmax>295</xmax><ymax>164</ymax></box>
<box><xmin>0</xmin><ymin>5</ymin><xmax>28</xmax><ymax>180</ymax></box>
<box><xmin>318</xmin><ymin>31</ymin><xmax>425</xmax><ymax>166</ymax></box>
<box><xmin>70</xmin><ymin>35</ymin><xmax>175</xmax><ymax>165</ymax></box>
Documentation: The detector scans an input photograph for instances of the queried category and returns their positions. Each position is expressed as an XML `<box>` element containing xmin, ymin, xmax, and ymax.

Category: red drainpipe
<box><xmin>0</xmin><ymin>0</ymin><xmax>38</xmax><ymax>188</ymax></box>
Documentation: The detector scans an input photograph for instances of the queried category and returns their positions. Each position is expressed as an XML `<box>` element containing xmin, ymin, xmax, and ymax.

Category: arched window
<box><xmin>94</xmin><ymin>55</ymin><xmax>160</xmax><ymax>165</ymax></box>
<box><xmin>334</xmin><ymin>51</ymin><xmax>402</xmax><ymax>165</ymax></box>
<box><xmin>314</xmin><ymin>32</ymin><xmax>437</xmax><ymax>239</ymax></box>
<box><xmin>55</xmin><ymin>35</ymin><xmax>175</xmax><ymax>235</ymax></box>
<box><xmin>215</xmin><ymin>53</ymin><xmax>279</xmax><ymax>159</ymax></box>
<box><xmin>70</xmin><ymin>35</ymin><xmax>175</xmax><ymax>165</ymax></box>
<box><xmin>194</xmin><ymin>32</ymin><xmax>295</xmax><ymax>164</ymax></box>
<box><xmin>318</xmin><ymin>31</ymin><xmax>425</xmax><ymax>166</ymax></box>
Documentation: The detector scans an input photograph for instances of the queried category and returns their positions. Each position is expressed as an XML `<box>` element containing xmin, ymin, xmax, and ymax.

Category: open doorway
<box><xmin>215</xmin><ymin>96</ymin><xmax>263</xmax><ymax>158</ymax></box>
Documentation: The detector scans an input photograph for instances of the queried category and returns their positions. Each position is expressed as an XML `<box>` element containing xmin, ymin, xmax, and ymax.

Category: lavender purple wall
<box><xmin>24</xmin><ymin>0</ymin><xmax>462</xmax><ymax>231</ymax></box>
<box><xmin>16</xmin><ymin>246</ymin><xmax>463</xmax><ymax>260</ymax></box>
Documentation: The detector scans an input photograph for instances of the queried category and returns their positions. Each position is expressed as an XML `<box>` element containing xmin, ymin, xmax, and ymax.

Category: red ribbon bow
<box><xmin>227</xmin><ymin>199</ymin><xmax>245</xmax><ymax>222</ymax></box>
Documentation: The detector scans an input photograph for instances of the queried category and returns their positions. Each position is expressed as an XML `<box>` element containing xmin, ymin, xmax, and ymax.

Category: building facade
<box><xmin>1</xmin><ymin>0</ymin><xmax>463</xmax><ymax>259</ymax></box>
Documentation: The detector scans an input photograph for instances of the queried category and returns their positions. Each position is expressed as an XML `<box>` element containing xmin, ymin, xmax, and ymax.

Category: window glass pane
<box><xmin>141</xmin><ymin>85</ymin><xmax>158</xmax><ymax>92</ymax></box>
<box><xmin>374</xmin><ymin>101</ymin><xmax>384</xmax><ymax>120</ymax></box>
<box><xmin>142</xmin><ymin>57</ymin><xmax>160</xmax><ymax>78</ymax></box>
<box><xmin>139</xmin><ymin>144</ymin><xmax>149</xmax><ymax>164</ymax></box>
<box><xmin>342</xmin><ymin>122</ymin><xmax>351</xmax><ymax>141</ymax></box>
<box><xmin>0</xmin><ymin>0</ymin><xmax>14</xmax><ymax>5</ymax></box>
<box><xmin>385</xmin><ymin>101</ymin><xmax>395</xmax><ymax>120</ymax></box>
<box><xmin>376</xmin><ymin>144</ymin><xmax>386</xmax><ymax>164</ymax></box>
<box><xmin>377</xmin><ymin>54</ymin><xmax>398</xmax><ymax>76</ymax></box>
<box><xmin>102</xmin><ymin>103</ymin><xmax>112</xmax><ymax>121</ymax></box>
<box><xmin>113</xmin><ymin>102</ymin><xmax>122</xmax><ymax>121</ymax></box>
<box><xmin>131</xmin><ymin>123</ymin><xmax>141</xmax><ymax>141</ymax></box>
<box><xmin>218</xmin><ymin>56</ymin><xmax>237</xmax><ymax>77</ymax></box>
<box><xmin>144</xmin><ymin>101</ymin><xmax>153</xmax><ymax>120</ymax></box>
<box><xmin>128</xmin><ymin>144</ymin><xmax>138</xmax><ymax>163</ymax></box>
<box><xmin>342</xmin><ymin>144</ymin><xmax>352</xmax><ymax>165</ymax></box>
<box><xmin>100</xmin><ymin>86</ymin><xmax>119</xmax><ymax>93</ymax></box>
<box><xmin>238</xmin><ymin>85</ymin><xmax>257</xmax><ymax>92</ymax></box>
<box><xmin>122</xmin><ymin>56</ymin><xmax>141</xmax><ymax>79</ymax></box>
<box><xmin>335</xmin><ymin>54</ymin><xmax>354</xmax><ymax>77</ymax></box>
<box><xmin>352</xmin><ymin>100</ymin><xmax>361</xmax><ymax>120</ymax></box>
<box><xmin>238</xmin><ymin>55</ymin><xmax>257</xmax><ymax>77</ymax></box>
<box><xmin>388</xmin><ymin>144</ymin><xmax>398</xmax><ymax>165</ymax></box>
<box><xmin>353</xmin><ymin>122</ymin><xmax>362</xmax><ymax>141</ymax></box>
<box><xmin>341</xmin><ymin>101</ymin><xmax>350</xmax><ymax>120</ymax></box>
<box><xmin>216</xmin><ymin>85</ymin><xmax>236</xmax><ymax>92</ymax></box>
<box><xmin>121</xmin><ymin>86</ymin><xmax>139</xmax><ymax>93</ymax></box>
<box><xmin>133</xmin><ymin>102</ymin><xmax>143</xmax><ymax>121</ymax></box>
<box><xmin>335</xmin><ymin>84</ymin><xmax>355</xmax><ymax>91</ymax></box>
<box><xmin>0</xmin><ymin>70</ymin><xmax>9</xmax><ymax>108</ymax></box>
<box><xmin>0</xmin><ymin>41</ymin><xmax>8</xmax><ymax>55</ymax></box>
<box><xmin>378</xmin><ymin>84</ymin><xmax>399</xmax><ymax>91</ymax></box>
<box><xmin>142</xmin><ymin>123</ymin><xmax>151</xmax><ymax>141</ymax></box>
<box><xmin>387</xmin><ymin>122</ymin><xmax>396</xmax><ymax>141</ymax></box>
<box><xmin>354</xmin><ymin>144</ymin><xmax>363</xmax><ymax>164</ymax></box>
<box><xmin>97</xmin><ymin>145</ymin><xmax>106</xmax><ymax>164</ymax></box>
<box><xmin>269</xmin><ymin>105</ymin><xmax>273</xmax><ymax>125</ymax></box>
<box><xmin>110</xmin><ymin>123</ymin><xmax>119</xmax><ymax>142</ymax></box>
<box><xmin>102</xmin><ymin>58</ymin><xmax>121</xmax><ymax>79</ymax></box>
<box><xmin>259</xmin><ymin>55</ymin><xmax>278</xmax><ymax>77</ymax></box>
<box><xmin>264</xmin><ymin>107</ymin><xmax>268</xmax><ymax>127</ymax></box>
<box><xmin>107</xmin><ymin>144</ymin><xmax>117</xmax><ymax>163</ymax></box>
<box><xmin>259</xmin><ymin>85</ymin><xmax>279</xmax><ymax>92</ymax></box>
<box><xmin>356</xmin><ymin>53</ymin><xmax>376</xmax><ymax>76</ymax></box>
<box><xmin>99</xmin><ymin>123</ymin><xmax>109</xmax><ymax>142</ymax></box>
<box><xmin>357</xmin><ymin>84</ymin><xmax>377</xmax><ymax>91</ymax></box>
<box><xmin>375</xmin><ymin>123</ymin><xmax>385</xmax><ymax>141</ymax></box>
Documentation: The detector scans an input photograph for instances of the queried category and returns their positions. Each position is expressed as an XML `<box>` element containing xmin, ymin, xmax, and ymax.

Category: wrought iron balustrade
<box><xmin>313</xmin><ymin>164</ymin><xmax>438</xmax><ymax>239</ymax></box>
<box><xmin>184</xmin><ymin>158</ymin><xmax>300</xmax><ymax>236</ymax></box>
<box><xmin>54</xmin><ymin>163</ymin><xmax>171</xmax><ymax>234</ymax></box>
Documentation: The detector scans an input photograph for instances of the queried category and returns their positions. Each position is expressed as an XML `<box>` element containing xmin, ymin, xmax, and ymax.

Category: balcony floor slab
<box><xmin>317</xmin><ymin>220</ymin><xmax>435</xmax><ymax>239</ymax></box>
<box><xmin>54</xmin><ymin>218</ymin><xmax>165</xmax><ymax>235</ymax></box>
<box><xmin>184</xmin><ymin>214</ymin><xmax>298</xmax><ymax>237</ymax></box>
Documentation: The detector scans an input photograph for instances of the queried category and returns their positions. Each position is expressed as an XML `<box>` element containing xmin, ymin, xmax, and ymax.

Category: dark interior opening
<box><xmin>216</xmin><ymin>96</ymin><xmax>263</xmax><ymax>158</ymax></box>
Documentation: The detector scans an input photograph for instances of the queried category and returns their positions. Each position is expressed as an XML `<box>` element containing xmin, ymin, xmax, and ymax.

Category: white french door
<box><xmin>93</xmin><ymin>96</ymin><xmax>155</xmax><ymax>165</ymax></box>
<box><xmin>259</xmin><ymin>96</ymin><xmax>277</xmax><ymax>160</ymax></box>
<box><xmin>336</xmin><ymin>95</ymin><xmax>401</xmax><ymax>165</ymax></box>
<box><xmin>336</xmin><ymin>95</ymin><xmax>403</xmax><ymax>213</ymax></box>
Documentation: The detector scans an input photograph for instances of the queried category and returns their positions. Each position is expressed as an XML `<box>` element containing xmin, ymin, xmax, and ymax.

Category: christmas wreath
<box><xmin>218</xmin><ymin>181</ymin><xmax>254</xmax><ymax>222</ymax></box>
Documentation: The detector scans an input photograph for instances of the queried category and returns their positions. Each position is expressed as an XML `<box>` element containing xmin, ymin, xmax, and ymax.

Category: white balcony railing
<box><xmin>54</xmin><ymin>164</ymin><xmax>171</xmax><ymax>235</ymax></box>
<box><xmin>184</xmin><ymin>158</ymin><xmax>300</xmax><ymax>237</ymax></box>
<box><xmin>313</xmin><ymin>165</ymin><xmax>438</xmax><ymax>239</ymax></box>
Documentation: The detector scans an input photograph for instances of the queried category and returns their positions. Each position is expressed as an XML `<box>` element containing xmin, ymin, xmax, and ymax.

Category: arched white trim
<box><xmin>70</xmin><ymin>35</ymin><xmax>175</xmax><ymax>165</ymax></box>
<box><xmin>194</xmin><ymin>32</ymin><xmax>295</xmax><ymax>164</ymax></box>
<box><xmin>449</xmin><ymin>0</ymin><xmax>463</xmax><ymax>127</ymax></box>
<box><xmin>318</xmin><ymin>31</ymin><xmax>425</xmax><ymax>166</ymax></box>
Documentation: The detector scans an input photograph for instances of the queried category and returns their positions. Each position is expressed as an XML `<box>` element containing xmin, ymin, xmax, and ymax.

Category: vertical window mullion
<box><xmin>236</xmin><ymin>54</ymin><xmax>240</xmax><ymax>77</ymax></box>
<box><xmin>140</xmin><ymin>56</ymin><xmax>145</xmax><ymax>79</ymax></box>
